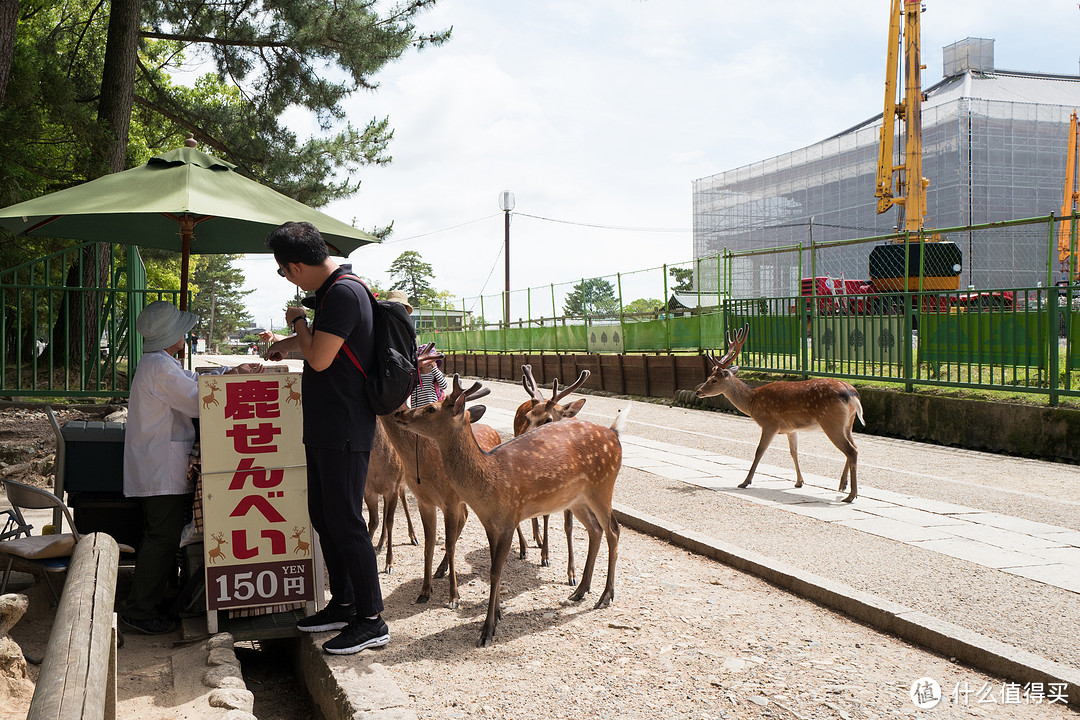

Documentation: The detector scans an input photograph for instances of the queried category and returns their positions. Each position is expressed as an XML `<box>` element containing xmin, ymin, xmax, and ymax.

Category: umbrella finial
<box><xmin>184</xmin><ymin>133</ymin><xmax>197</xmax><ymax>148</ymax></box>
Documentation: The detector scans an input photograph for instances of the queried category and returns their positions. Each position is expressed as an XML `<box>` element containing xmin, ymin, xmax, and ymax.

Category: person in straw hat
<box><xmin>120</xmin><ymin>300</ymin><xmax>263</xmax><ymax>635</ymax></box>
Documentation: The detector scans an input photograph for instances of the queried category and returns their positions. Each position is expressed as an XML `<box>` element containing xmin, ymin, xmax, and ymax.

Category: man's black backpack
<box><xmin>330</xmin><ymin>274</ymin><xmax>419</xmax><ymax>415</ymax></box>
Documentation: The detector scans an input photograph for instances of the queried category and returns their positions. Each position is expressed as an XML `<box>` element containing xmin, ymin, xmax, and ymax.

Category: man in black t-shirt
<box><xmin>264</xmin><ymin>221</ymin><xmax>388</xmax><ymax>655</ymax></box>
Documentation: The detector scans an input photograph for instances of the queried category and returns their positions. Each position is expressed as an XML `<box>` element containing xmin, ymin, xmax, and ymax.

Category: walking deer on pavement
<box><xmin>695</xmin><ymin>325</ymin><xmax>864</xmax><ymax>502</ymax></box>
<box><xmin>513</xmin><ymin>365</ymin><xmax>590</xmax><ymax>583</ymax></box>
<box><xmin>395</xmin><ymin>375</ymin><xmax>626</xmax><ymax>647</ymax></box>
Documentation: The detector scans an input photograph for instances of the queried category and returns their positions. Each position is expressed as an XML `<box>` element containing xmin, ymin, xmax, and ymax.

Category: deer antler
<box><xmin>521</xmin><ymin>365</ymin><xmax>544</xmax><ymax>402</ymax></box>
<box><xmin>551</xmin><ymin>370</ymin><xmax>590</xmax><ymax>404</ymax></box>
<box><xmin>450</xmin><ymin>374</ymin><xmax>490</xmax><ymax>402</ymax></box>
<box><xmin>709</xmin><ymin>323</ymin><xmax>749</xmax><ymax>368</ymax></box>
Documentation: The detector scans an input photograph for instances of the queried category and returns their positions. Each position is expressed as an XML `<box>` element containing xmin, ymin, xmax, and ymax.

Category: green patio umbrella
<box><xmin>0</xmin><ymin>137</ymin><xmax>378</xmax><ymax>308</ymax></box>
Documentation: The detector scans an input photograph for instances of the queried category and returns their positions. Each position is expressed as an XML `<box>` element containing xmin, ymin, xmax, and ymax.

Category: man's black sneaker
<box><xmin>296</xmin><ymin>603</ymin><xmax>356</xmax><ymax>633</ymax></box>
<box><xmin>322</xmin><ymin>616</ymin><xmax>389</xmax><ymax>655</ymax></box>
<box><xmin>119</xmin><ymin>614</ymin><xmax>177</xmax><ymax>635</ymax></box>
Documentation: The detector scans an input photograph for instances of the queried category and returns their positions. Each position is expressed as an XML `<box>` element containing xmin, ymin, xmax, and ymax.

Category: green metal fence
<box><xmin>0</xmin><ymin>242</ymin><xmax>181</xmax><ymax>398</ymax></box>
<box><xmin>421</xmin><ymin>213</ymin><xmax>1080</xmax><ymax>405</ymax></box>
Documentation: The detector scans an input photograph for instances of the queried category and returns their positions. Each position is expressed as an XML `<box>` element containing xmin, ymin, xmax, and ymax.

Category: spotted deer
<box><xmin>513</xmin><ymin>365</ymin><xmax>590</xmax><ymax>583</ymax></box>
<box><xmin>377</xmin><ymin>397</ymin><xmax>500</xmax><ymax>609</ymax></box>
<box><xmin>695</xmin><ymin>325</ymin><xmax>864</xmax><ymax>502</ymax></box>
<box><xmin>201</xmin><ymin>379</ymin><xmax>220</xmax><ymax>410</ymax></box>
<box><xmin>395</xmin><ymin>375</ymin><xmax>626</xmax><ymax>647</ymax></box>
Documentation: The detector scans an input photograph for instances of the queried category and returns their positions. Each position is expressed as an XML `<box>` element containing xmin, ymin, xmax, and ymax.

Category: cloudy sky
<box><xmin>238</xmin><ymin>0</ymin><xmax>1080</xmax><ymax>329</ymax></box>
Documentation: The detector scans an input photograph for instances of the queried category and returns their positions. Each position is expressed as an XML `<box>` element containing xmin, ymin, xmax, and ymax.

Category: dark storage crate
<box><xmin>61</xmin><ymin>420</ymin><xmax>125</xmax><ymax>494</ymax></box>
<box><xmin>69</xmin><ymin>493</ymin><xmax>143</xmax><ymax>549</ymax></box>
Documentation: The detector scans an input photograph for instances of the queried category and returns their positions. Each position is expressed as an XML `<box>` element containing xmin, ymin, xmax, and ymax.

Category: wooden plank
<box><xmin>28</xmin><ymin>533</ymin><xmax>119</xmax><ymax>720</ymax></box>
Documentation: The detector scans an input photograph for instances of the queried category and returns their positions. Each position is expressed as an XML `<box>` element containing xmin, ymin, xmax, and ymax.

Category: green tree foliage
<box><xmin>189</xmin><ymin>254</ymin><xmax>251</xmax><ymax>352</ymax></box>
<box><xmin>387</xmin><ymin>250</ymin><xmax>437</xmax><ymax>306</ymax></box>
<box><xmin>563</xmin><ymin>278</ymin><xmax>619</xmax><ymax>319</ymax></box>
<box><xmin>623</xmin><ymin>297</ymin><xmax>664</xmax><ymax>318</ymax></box>
<box><xmin>669</xmin><ymin>267</ymin><xmax>694</xmax><ymax>293</ymax></box>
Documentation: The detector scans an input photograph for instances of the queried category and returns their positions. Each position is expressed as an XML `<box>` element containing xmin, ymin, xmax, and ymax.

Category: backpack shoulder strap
<box><xmin>318</xmin><ymin>272</ymin><xmax>373</xmax><ymax>378</ymax></box>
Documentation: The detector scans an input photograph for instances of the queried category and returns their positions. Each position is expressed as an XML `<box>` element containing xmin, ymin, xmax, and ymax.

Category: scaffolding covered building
<box><xmin>693</xmin><ymin>39</ymin><xmax>1080</xmax><ymax>297</ymax></box>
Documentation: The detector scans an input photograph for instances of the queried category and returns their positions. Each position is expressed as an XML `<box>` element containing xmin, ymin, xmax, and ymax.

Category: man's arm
<box><xmin>285</xmin><ymin>307</ymin><xmax>345</xmax><ymax>372</ymax></box>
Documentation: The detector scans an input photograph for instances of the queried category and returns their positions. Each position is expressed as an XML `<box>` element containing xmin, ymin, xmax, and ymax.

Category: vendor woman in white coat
<box><xmin>121</xmin><ymin>300</ymin><xmax>263</xmax><ymax>635</ymax></box>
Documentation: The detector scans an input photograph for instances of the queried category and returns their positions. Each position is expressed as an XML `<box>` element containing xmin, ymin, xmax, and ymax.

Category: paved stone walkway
<box><xmin>478</xmin><ymin>405</ymin><xmax>1080</xmax><ymax>596</ymax></box>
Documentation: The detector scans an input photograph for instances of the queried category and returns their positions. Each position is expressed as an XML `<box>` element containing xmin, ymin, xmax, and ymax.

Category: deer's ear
<box><xmin>728</xmin><ymin>365</ymin><xmax>740</xmax><ymax>374</ymax></box>
<box><xmin>563</xmin><ymin>398</ymin><xmax>586</xmax><ymax>417</ymax></box>
<box><xmin>466</xmin><ymin>405</ymin><xmax>487</xmax><ymax>423</ymax></box>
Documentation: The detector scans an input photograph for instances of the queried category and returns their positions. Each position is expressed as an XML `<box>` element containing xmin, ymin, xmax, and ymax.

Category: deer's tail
<box><xmin>610</xmin><ymin>404</ymin><xmax>631</xmax><ymax>437</ymax></box>
<box><xmin>852</xmin><ymin>396</ymin><xmax>865</xmax><ymax>426</ymax></box>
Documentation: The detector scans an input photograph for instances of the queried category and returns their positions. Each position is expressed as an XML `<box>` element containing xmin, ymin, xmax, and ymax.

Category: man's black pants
<box><xmin>305</xmin><ymin>445</ymin><xmax>384</xmax><ymax>618</ymax></box>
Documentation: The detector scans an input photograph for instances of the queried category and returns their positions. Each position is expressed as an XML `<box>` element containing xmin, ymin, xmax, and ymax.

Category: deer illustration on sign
<box><xmin>202</xmin><ymin>379</ymin><xmax>220</xmax><ymax>410</ymax></box>
<box><xmin>284</xmin><ymin>377</ymin><xmax>302</xmax><ymax>405</ymax></box>
<box><xmin>291</xmin><ymin>526</ymin><xmax>310</xmax><ymax>555</ymax></box>
<box><xmin>208</xmin><ymin>531</ymin><xmax>229</xmax><ymax>563</ymax></box>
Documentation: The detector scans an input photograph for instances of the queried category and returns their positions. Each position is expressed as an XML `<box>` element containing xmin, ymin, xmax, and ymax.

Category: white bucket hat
<box><xmin>137</xmin><ymin>300</ymin><xmax>197</xmax><ymax>352</ymax></box>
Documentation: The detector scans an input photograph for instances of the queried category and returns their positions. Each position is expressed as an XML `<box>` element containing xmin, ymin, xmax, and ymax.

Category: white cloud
<box><xmin>239</xmin><ymin>0</ymin><xmax>1080</xmax><ymax>327</ymax></box>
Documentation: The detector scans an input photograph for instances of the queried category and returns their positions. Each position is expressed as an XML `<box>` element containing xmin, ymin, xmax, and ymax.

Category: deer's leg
<box><xmin>739</xmin><ymin>428</ymin><xmax>777</xmax><ymax>488</ymax></box>
<box><xmin>381</xmin><ymin>490</ymin><xmax>398</xmax><ymax>574</ymax></box>
<box><xmin>564</xmin><ymin>509</ymin><xmax>576</xmax><ymax>586</ymax></box>
<box><xmin>531</xmin><ymin>517</ymin><xmax>543</xmax><ymax>548</ymax></box>
<box><xmin>399</xmin><ymin>487</ymin><xmax>419</xmax><ymax>546</ymax></box>
<box><xmin>515</xmin><ymin>524</ymin><xmax>528</xmax><ymax>560</ymax></box>
<box><xmin>822</xmin><ymin>422</ymin><xmax>859</xmax><ymax>502</ymax></box>
<box><xmin>479</xmin><ymin>528</ymin><xmax>515</xmax><ymax>647</ymax></box>
<box><xmin>415</xmin><ymin>500</ymin><xmax>439</xmax><ymax>604</ymax></box>
<box><xmin>786</xmin><ymin>432</ymin><xmax>804</xmax><ymax>488</ymax></box>
<box><xmin>365</xmin><ymin>491</ymin><xmax>381</xmax><ymax>547</ymax></box>
<box><xmin>594</xmin><ymin>510</ymin><xmax>620</xmax><ymax>609</ymax></box>
<box><xmin>568</xmin><ymin>505</ymin><xmax>602</xmax><ymax>602</ymax></box>
<box><xmin>443</xmin><ymin>504</ymin><xmax>468</xmax><ymax>609</ymax></box>
<box><xmin>539</xmin><ymin>515</ymin><xmax>550</xmax><ymax>568</ymax></box>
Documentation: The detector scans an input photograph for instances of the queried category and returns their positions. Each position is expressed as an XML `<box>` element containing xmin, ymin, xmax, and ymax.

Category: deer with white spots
<box><xmin>513</xmin><ymin>365</ymin><xmax>590</xmax><ymax>582</ymax></box>
<box><xmin>395</xmin><ymin>375</ymin><xmax>626</xmax><ymax>647</ymax></box>
<box><xmin>695</xmin><ymin>325</ymin><xmax>864</xmax><ymax>502</ymax></box>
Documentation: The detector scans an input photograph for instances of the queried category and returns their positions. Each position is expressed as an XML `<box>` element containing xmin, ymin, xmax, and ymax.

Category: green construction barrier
<box><xmin>812</xmin><ymin>315</ymin><xmax>905</xmax><ymax>364</ymax></box>
<box><xmin>919</xmin><ymin>311</ymin><xmax>1047</xmax><ymax>368</ymax></box>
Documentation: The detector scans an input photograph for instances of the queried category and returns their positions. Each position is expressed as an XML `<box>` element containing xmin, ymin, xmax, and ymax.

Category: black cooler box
<box><xmin>61</xmin><ymin>420</ymin><xmax>142</xmax><ymax>548</ymax></box>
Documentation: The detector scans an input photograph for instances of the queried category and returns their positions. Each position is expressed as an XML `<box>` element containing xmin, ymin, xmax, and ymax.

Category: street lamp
<box><xmin>498</xmin><ymin>191</ymin><xmax>515</xmax><ymax>328</ymax></box>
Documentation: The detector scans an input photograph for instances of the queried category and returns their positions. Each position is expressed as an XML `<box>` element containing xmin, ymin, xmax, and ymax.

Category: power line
<box><xmin>468</xmin><ymin>239</ymin><xmax>504</xmax><ymax>314</ymax></box>
<box><xmin>381</xmin><ymin>214</ymin><xmax>501</xmax><ymax>244</ymax></box>
<box><xmin>516</xmin><ymin>212</ymin><xmax>688</xmax><ymax>233</ymax></box>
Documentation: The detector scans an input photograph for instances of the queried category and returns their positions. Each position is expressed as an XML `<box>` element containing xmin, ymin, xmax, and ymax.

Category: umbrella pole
<box><xmin>179</xmin><ymin>215</ymin><xmax>194</xmax><ymax>311</ymax></box>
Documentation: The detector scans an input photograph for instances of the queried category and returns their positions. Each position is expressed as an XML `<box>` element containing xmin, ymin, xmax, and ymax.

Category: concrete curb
<box><xmin>612</xmin><ymin>501</ymin><xmax>1080</xmax><ymax>708</ymax></box>
<box><xmin>295</xmin><ymin>631</ymin><xmax>416</xmax><ymax>720</ymax></box>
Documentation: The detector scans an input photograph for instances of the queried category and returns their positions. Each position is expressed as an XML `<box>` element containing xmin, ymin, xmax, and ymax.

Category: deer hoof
<box><xmin>540</xmin><ymin>558</ymin><xmax>551</xmax><ymax>568</ymax></box>
<box><xmin>593</xmin><ymin>592</ymin><xmax>613</xmax><ymax>609</ymax></box>
<box><xmin>477</xmin><ymin>632</ymin><xmax>495</xmax><ymax>648</ymax></box>
<box><xmin>416</xmin><ymin>593</ymin><xmax>430</xmax><ymax>604</ymax></box>
<box><xmin>842</xmin><ymin>493</ymin><xmax>856</xmax><ymax>503</ymax></box>
<box><xmin>567</xmin><ymin>574</ymin><xmax>577</xmax><ymax>587</ymax></box>
<box><xmin>518</xmin><ymin>549</ymin><xmax>527</xmax><ymax>560</ymax></box>
<box><xmin>447</xmin><ymin>599</ymin><xmax>459</xmax><ymax>610</ymax></box>
<box><xmin>737</xmin><ymin>480</ymin><xmax>751</xmax><ymax>489</ymax></box>
<box><xmin>383</xmin><ymin>565</ymin><xmax>393</xmax><ymax>575</ymax></box>
<box><xmin>409</xmin><ymin>538</ymin><xmax>419</xmax><ymax>546</ymax></box>
<box><xmin>794</xmin><ymin>480</ymin><xmax>803</xmax><ymax>488</ymax></box>
<box><xmin>567</xmin><ymin>590</ymin><xmax>586</xmax><ymax>603</ymax></box>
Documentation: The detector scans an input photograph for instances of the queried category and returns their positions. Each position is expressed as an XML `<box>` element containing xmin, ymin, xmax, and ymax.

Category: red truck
<box><xmin>800</xmin><ymin>276</ymin><xmax>1014</xmax><ymax>315</ymax></box>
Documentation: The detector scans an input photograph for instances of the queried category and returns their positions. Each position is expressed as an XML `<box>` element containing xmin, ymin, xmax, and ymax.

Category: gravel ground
<box><xmin>362</xmin><ymin>378</ymin><xmax>1079</xmax><ymax>719</ymax></box>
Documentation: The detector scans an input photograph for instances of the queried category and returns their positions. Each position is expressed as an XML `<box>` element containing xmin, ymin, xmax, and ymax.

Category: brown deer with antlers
<box><xmin>378</xmin><ymin>396</ymin><xmax>500</xmax><ymax>609</ymax></box>
<box><xmin>202</xmin><ymin>379</ymin><xmax>220</xmax><ymax>410</ymax></box>
<box><xmin>283</xmin><ymin>377</ymin><xmax>302</xmax><ymax>405</ymax></box>
<box><xmin>363</xmin><ymin>421</ymin><xmax>418</xmax><ymax>573</ymax></box>
<box><xmin>395</xmin><ymin>375</ymin><xmax>626</xmax><ymax>647</ymax></box>
<box><xmin>513</xmin><ymin>365</ymin><xmax>590</xmax><ymax>582</ymax></box>
<box><xmin>695</xmin><ymin>324</ymin><xmax>864</xmax><ymax>502</ymax></box>
<box><xmin>207</xmin><ymin>531</ymin><xmax>228</xmax><ymax>563</ymax></box>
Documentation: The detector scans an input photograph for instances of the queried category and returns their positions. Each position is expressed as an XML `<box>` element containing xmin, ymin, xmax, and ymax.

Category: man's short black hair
<box><xmin>266</xmin><ymin>221</ymin><xmax>330</xmax><ymax>265</ymax></box>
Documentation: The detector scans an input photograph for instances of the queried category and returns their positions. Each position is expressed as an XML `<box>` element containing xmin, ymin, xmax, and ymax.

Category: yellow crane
<box><xmin>869</xmin><ymin>0</ymin><xmax>961</xmax><ymax>293</ymax></box>
<box><xmin>875</xmin><ymin>0</ymin><xmax>928</xmax><ymax>231</ymax></box>
<box><xmin>1058</xmin><ymin>111</ymin><xmax>1080</xmax><ymax>279</ymax></box>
